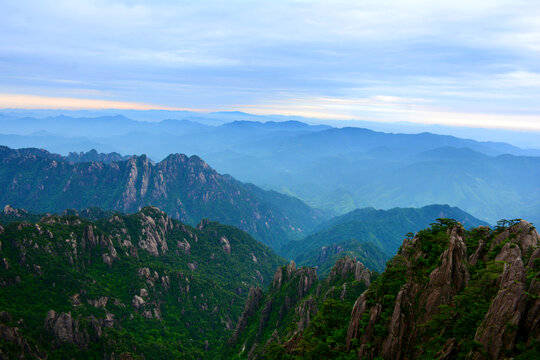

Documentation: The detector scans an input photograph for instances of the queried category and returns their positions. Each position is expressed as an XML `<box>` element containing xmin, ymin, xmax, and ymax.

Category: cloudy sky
<box><xmin>1</xmin><ymin>0</ymin><xmax>540</xmax><ymax>130</ymax></box>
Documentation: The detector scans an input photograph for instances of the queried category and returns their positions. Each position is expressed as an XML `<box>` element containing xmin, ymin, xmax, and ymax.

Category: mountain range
<box><xmin>0</xmin><ymin>146</ymin><xmax>492</xmax><ymax>264</ymax></box>
<box><xmin>1</xmin><ymin>112</ymin><xmax>540</xmax><ymax>226</ymax></box>
<box><xmin>1</xmin><ymin>110</ymin><xmax>539</xmax><ymax>359</ymax></box>
<box><xmin>0</xmin><ymin>145</ymin><xmax>324</xmax><ymax>248</ymax></box>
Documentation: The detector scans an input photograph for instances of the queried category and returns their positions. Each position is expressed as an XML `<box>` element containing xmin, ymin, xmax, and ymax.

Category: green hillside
<box><xmin>285</xmin><ymin>204</ymin><xmax>488</xmax><ymax>263</ymax></box>
<box><xmin>0</xmin><ymin>207</ymin><xmax>285</xmax><ymax>359</ymax></box>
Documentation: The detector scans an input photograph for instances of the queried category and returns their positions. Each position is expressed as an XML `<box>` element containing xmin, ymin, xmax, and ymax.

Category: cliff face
<box><xmin>346</xmin><ymin>219</ymin><xmax>540</xmax><ymax>359</ymax></box>
<box><xmin>0</xmin><ymin>206</ymin><xmax>284</xmax><ymax>359</ymax></box>
<box><xmin>0</xmin><ymin>146</ymin><xmax>325</xmax><ymax>247</ymax></box>
<box><xmin>231</xmin><ymin>219</ymin><xmax>540</xmax><ymax>360</ymax></box>
<box><xmin>226</xmin><ymin>256</ymin><xmax>373</xmax><ymax>359</ymax></box>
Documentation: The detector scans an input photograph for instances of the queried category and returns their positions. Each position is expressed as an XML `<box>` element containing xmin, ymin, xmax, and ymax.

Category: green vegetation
<box><xmin>297</xmin><ymin>239</ymin><xmax>388</xmax><ymax>276</ymax></box>
<box><xmin>1</xmin><ymin>202</ymin><xmax>538</xmax><ymax>359</ymax></box>
<box><xmin>0</xmin><ymin>146</ymin><xmax>326</xmax><ymax>249</ymax></box>
<box><xmin>226</xmin><ymin>257</ymin><xmax>371</xmax><ymax>359</ymax></box>
<box><xmin>287</xmin><ymin>206</ymin><xmax>487</xmax><ymax>280</ymax></box>
<box><xmin>0</xmin><ymin>207</ymin><xmax>285</xmax><ymax>359</ymax></box>
<box><xmin>285</xmin><ymin>205</ymin><xmax>488</xmax><ymax>269</ymax></box>
<box><xmin>284</xmin><ymin>299</ymin><xmax>356</xmax><ymax>360</ymax></box>
<box><xmin>244</xmin><ymin>218</ymin><xmax>539</xmax><ymax>360</ymax></box>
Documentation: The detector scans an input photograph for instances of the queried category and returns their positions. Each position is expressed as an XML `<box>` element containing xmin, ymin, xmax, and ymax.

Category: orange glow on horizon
<box><xmin>2</xmin><ymin>93</ymin><xmax>540</xmax><ymax>133</ymax></box>
<box><xmin>0</xmin><ymin>93</ymin><xmax>204</xmax><ymax>112</ymax></box>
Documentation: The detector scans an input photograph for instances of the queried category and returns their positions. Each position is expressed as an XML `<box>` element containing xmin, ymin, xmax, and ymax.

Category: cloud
<box><xmin>236</xmin><ymin>94</ymin><xmax>540</xmax><ymax>131</ymax></box>
<box><xmin>1</xmin><ymin>0</ymin><xmax>540</xmax><ymax>131</ymax></box>
<box><xmin>0</xmin><ymin>93</ymin><xmax>201</xmax><ymax>111</ymax></box>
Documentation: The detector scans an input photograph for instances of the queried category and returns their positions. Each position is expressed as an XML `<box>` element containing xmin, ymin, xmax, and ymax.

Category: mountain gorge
<box><xmin>0</xmin><ymin>146</ymin><xmax>324</xmax><ymax>248</ymax></box>
<box><xmin>0</xmin><ymin>206</ymin><xmax>284</xmax><ymax>359</ymax></box>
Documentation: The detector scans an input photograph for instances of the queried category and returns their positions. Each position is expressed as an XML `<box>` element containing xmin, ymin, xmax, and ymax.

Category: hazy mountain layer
<box><xmin>0</xmin><ymin>146</ymin><xmax>325</xmax><ymax>248</ymax></box>
<box><xmin>298</xmin><ymin>239</ymin><xmax>388</xmax><ymax>276</ymax></box>
<box><xmin>0</xmin><ymin>112</ymin><xmax>535</xmax><ymax>157</ymax></box>
<box><xmin>2</xmin><ymin>113</ymin><xmax>540</xmax><ymax>225</ymax></box>
<box><xmin>285</xmin><ymin>205</ymin><xmax>488</xmax><ymax>268</ymax></box>
<box><xmin>0</xmin><ymin>207</ymin><xmax>284</xmax><ymax>359</ymax></box>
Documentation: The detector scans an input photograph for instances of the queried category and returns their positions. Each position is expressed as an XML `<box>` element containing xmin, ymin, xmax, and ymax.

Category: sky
<box><xmin>1</xmin><ymin>0</ymin><xmax>540</xmax><ymax>131</ymax></box>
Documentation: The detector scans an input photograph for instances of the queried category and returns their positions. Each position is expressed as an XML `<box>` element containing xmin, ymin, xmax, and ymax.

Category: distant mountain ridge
<box><xmin>0</xmin><ymin>146</ymin><xmax>325</xmax><ymax>248</ymax></box>
<box><xmin>66</xmin><ymin>149</ymin><xmax>131</xmax><ymax>163</ymax></box>
<box><xmin>1</xmin><ymin>112</ymin><xmax>538</xmax><ymax>158</ymax></box>
<box><xmin>2</xmin><ymin>113</ymin><xmax>540</xmax><ymax>225</ymax></box>
<box><xmin>0</xmin><ymin>145</ymin><xmax>130</xmax><ymax>163</ymax></box>
<box><xmin>286</xmin><ymin>205</ymin><xmax>488</xmax><ymax>274</ymax></box>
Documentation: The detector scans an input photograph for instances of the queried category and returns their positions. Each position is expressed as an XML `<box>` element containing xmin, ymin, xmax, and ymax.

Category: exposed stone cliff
<box><xmin>0</xmin><ymin>146</ymin><xmax>325</xmax><ymax>247</ymax></box>
<box><xmin>0</xmin><ymin>206</ymin><xmax>284</xmax><ymax>359</ymax></box>
<box><xmin>346</xmin><ymin>219</ymin><xmax>540</xmax><ymax>359</ymax></box>
<box><xmin>227</xmin><ymin>256</ymin><xmax>373</xmax><ymax>359</ymax></box>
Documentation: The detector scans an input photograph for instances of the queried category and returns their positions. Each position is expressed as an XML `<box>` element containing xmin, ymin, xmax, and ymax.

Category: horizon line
<box><xmin>1</xmin><ymin>93</ymin><xmax>540</xmax><ymax>133</ymax></box>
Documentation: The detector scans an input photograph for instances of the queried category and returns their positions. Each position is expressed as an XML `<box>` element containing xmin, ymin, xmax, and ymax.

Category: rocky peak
<box><xmin>0</xmin><ymin>146</ymin><xmax>63</xmax><ymax>162</ymax></box>
<box><xmin>2</xmin><ymin>205</ymin><xmax>31</xmax><ymax>219</ymax></box>
<box><xmin>220</xmin><ymin>236</ymin><xmax>231</xmax><ymax>254</ymax></box>
<box><xmin>345</xmin><ymin>220</ymin><xmax>540</xmax><ymax>360</ymax></box>
<box><xmin>43</xmin><ymin>310</ymin><xmax>105</xmax><ymax>350</ymax></box>
<box><xmin>315</xmin><ymin>244</ymin><xmax>344</xmax><ymax>263</ymax></box>
<box><xmin>163</xmin><ymin>153</ymin><xmax>189</xmax><ymax>164</ymax></box>
<box><xmin>135</xmin><ymin>208</ymin><xmax>172</xmax><ymax>256</ymax></box>
<box><xmin>286</xmin><ymin>260</ymin><xmax>296</xmax><ymax>276</ymax></box>
<box><xmin>3</xmin><ymin>204</ymin><xmax>17</xmax><ymax>215</ymax></box>
<box><xmin>490</xmin><ymin>219</ymin><xmax>539</xmax><ymax>256</ymax></box>
<box><xmin>229</xmin><ymin>287</ymin><xmax>264</xmax><ymax>344</ymax></box>
<box><xmin>471</xmin><ymin>222</ymin><xmax>539</xmax><ymax>359</ymax></box>
<box><xmin>270</xmin><ymin>261</ymin><xmax>316</xmax><ymax>294</ymax></box>
<box><xmin>187</xmin><ymin>154</ymin><xmax>210</xmax><ymax>169</ymax></box>
<box><xmin>139</xmin><ymin>206</ymin><xmax>167</xmax><ymax>219</ymax></box>
<box><xmin>66</xmin><ymin>149</ymin><xmax>130</xmax><ymax>164</ymax></box>
<box><xmin>44</xmin><ymin>310</ymin><xmax>76</xmax><ymax>344</ymax></box>
<box><xmin>272</xmin><ymin>266</ymin><xmax>284</xmax><ymax>289</ymax></box>
<box><xmin>197</xmin><ymin>218</ymin><xmax>212</xmax><ymax>230</ymax></box>
<box><xmin>327</xmin><ymin>256</ymin><xmax>372</xmax><ymax>286</ymax></box>
<box><xmin>156</xmin><ymin>153</ymin><xmax>190</xmax><ymax>174</ymax></box>
<box><xmin>420</xmin><ymin>225</ymin><xmax>469</xmax><ymax>322</ymax></box>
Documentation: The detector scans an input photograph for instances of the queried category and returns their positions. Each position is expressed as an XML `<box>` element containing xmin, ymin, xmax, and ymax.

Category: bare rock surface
<box><xmin>345</xmin><ymin>221</ymin><xmax>540</xmax><ymax>360</ymax></box>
